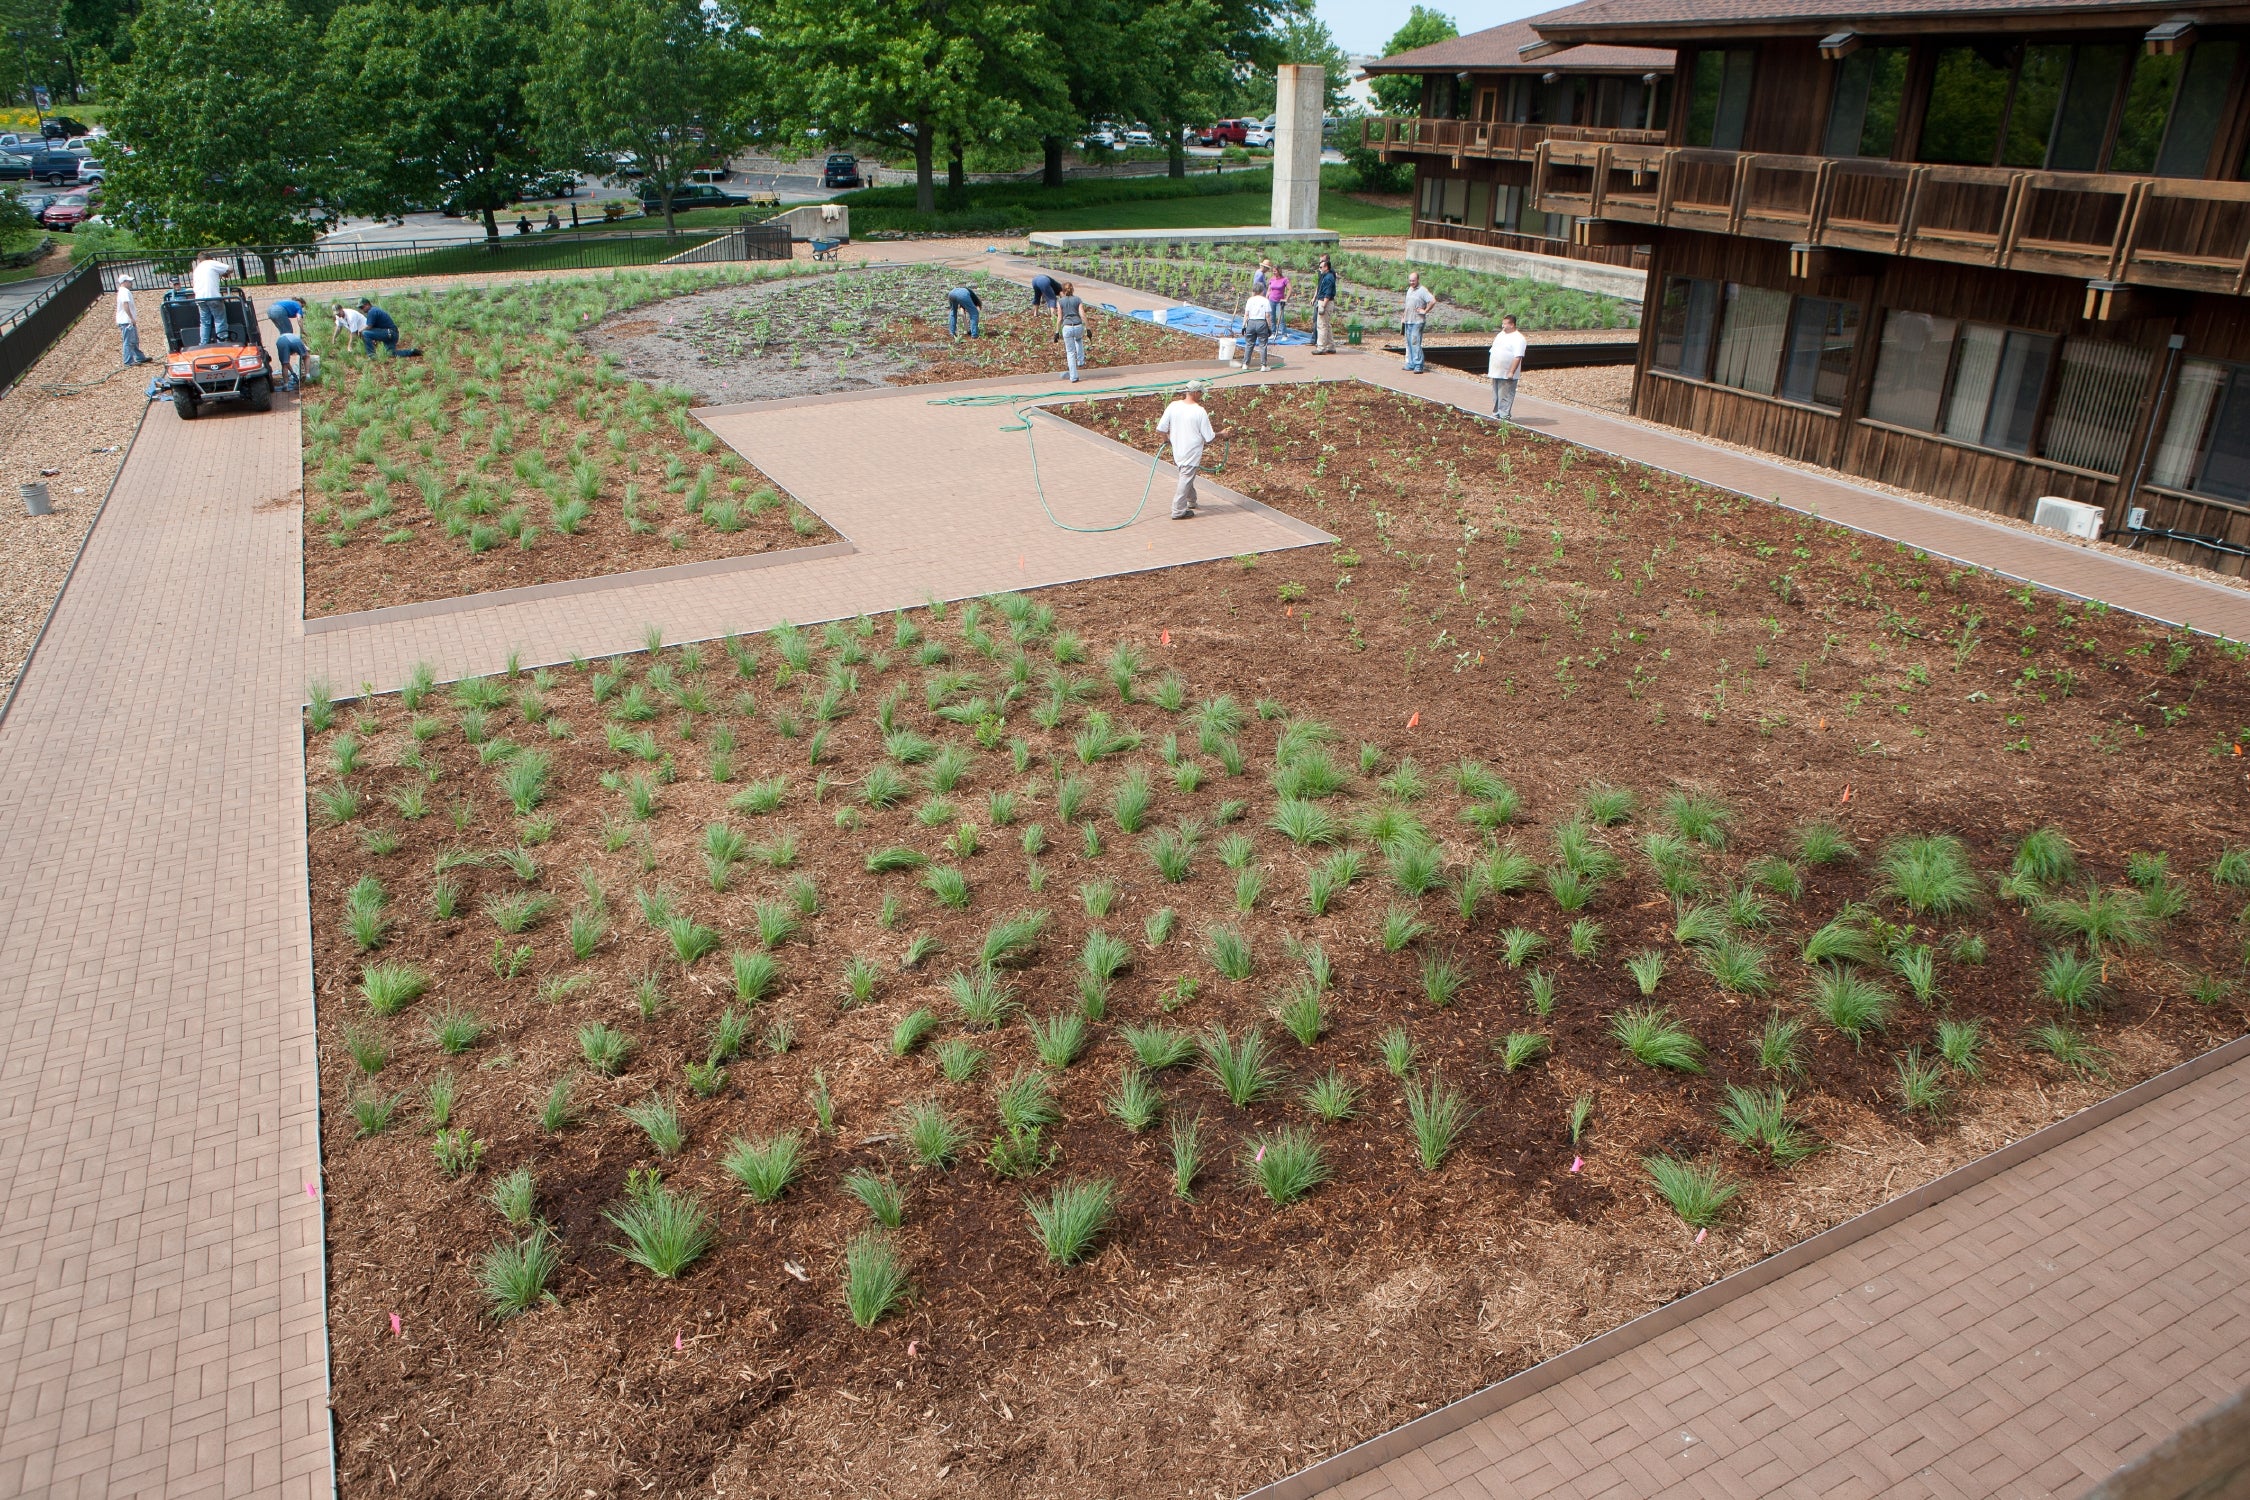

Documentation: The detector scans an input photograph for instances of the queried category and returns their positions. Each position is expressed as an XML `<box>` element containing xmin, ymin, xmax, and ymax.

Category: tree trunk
<box><xmin>1165</xmin><ymin>116</ymin><xmax>1185</xmax><ymax>178</ymax></box>
<box><xmin>1042</xmin><ymin>136</ymin><xmax>1063</xmax><ymax>188</ymax></box>
<box><xmin>482</xmin><ymin>204</ymin><xmax>500</xmax><ymax>244</ymax></box>
<box><xmin>913</xmin><ymin>124</ymin><xmax>935</xmax><ymax>214</ymax></box>
<box><xmin>947</xmin><ymin>138</ymin><xmax>964</xmax><ymax>194</ymax></box>
<box><xmin>662</xmin><ymin>186</ymin><xmax>676</xmax><ymax>233</ymax></box>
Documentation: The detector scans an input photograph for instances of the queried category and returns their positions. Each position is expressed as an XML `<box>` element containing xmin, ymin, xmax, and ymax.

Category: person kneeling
<box><xmin>358</xmin><ymin>299</ymin><xmax>399</xmax><ymax>357</ymax></box>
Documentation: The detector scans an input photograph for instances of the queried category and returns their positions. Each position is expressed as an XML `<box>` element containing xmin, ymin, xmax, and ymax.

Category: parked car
<box><xmin>23</xmin><ymin>150</ymin><xmax>80</xmax><ymax>184</ymax></box>
<box><xmin>689</xmin><ymin>164</ymin><xmax>734</xmax><ymax>184</ymax></box>
<box><xmin>1199</xmin><ymin>119</ymin><xmax>1252</xmax><ymax>146</ymax></box>
<box><xmin>75</xmin><ymin>158</ymin><xmax>104</xmax><ymax>184</ymax></box>
<box><xmin>0</xmin><ymin>153</ymin><xmax>27</xmax><ymax>181</ymax></box>
<box><xmin>637</xmin><ymin>180</ymin><xmax>751</xmax><ymax>210</ymax></box>
<box><xmin>820</xmin><ymin>153</ymin><xmax>862</xmax><ymax>188</ymax></box>
<box><xmin>41</xmin><ymin>116</ymin><xmax>89</xmax><ymax>141</ymax></box>
<box><xmin>1243</xmin><ymin>125</ymin><xmax>1273</xmax><ymax>148</ymax></box>
<box><xmin>13</xmin><ymin>191</ymin><xmax>58</xmax><ymax>218</ymax></box>
<box><xmin>528</xmin><ymin>169</ymin><xmax>579</xmax><ymax>198</ymax></box>
<box><xmin>608</xmin><ymin>152</ymin><xmax>643</xmax><ymax>178</ymax></box>
<box><xmin>1123</xmin><ymin>128</ymin><xmax>1153</xmax><ymax>146</ymax></box>
<box><xmin>1081</xmin><ymin>129</ymin><xmax>1116</xmax><ymax>150</ymax></box>
<box><xmin>38</xmin><ymin>192</ymin><xmax>92</xmax><ymax>231</ymax></box>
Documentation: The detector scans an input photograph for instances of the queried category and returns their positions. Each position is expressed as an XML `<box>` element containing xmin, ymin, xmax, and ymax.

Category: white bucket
<box><xmin>1217</xmin><ymin>337</ymin><xmax>1237</xmax><ymax>364</ymax></box>
<box><xmin>307</xmin><ymin>353</ymin><xmax>322</xmax><ymax>383</ymax></box>
<box><xmin>1154</xmin><ymin>308</ymin><xmax>1169</xmax><ymax>324</ymax></box>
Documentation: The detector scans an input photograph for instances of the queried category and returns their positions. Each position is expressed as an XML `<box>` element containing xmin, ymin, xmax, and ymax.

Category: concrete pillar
<box><xmin>1272</xmin><ymin>65</ymin><xmax>1324</xmax><ymax>231</ymax></box>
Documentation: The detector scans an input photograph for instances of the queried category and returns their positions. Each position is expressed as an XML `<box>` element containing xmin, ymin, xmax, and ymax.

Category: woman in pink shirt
<box><xmin>1266</xmin><ymin>267</ymin><xmax>1290</xmax><ymax>335</ymax></box>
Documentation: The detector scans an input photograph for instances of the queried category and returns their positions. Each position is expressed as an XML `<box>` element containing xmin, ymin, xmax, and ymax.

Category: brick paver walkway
<box><xmin>1258</xmin><ymin>1044</ymin><xmax>2250</xmax><ymax>1500</ymax></box>
<box><xmin>302</xmin><ymin>364</ymin><xmax>1330</xmax><ymax>694</ymax></box>
<box><xmin>0</xmin><ymin>406</ymin><xmax>328</xmax><ymax>1498</ymax></box>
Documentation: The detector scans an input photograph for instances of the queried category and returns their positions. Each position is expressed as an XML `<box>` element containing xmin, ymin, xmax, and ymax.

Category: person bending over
<box><xmin>1030</xmin><ymin>272</ymin><xmax>1061</xmax><ymax>309</ymax></box>
<box><xmin>946</xmin><ymin>284</ymin><xmax>982</xmax><ymax>338</ymax></box>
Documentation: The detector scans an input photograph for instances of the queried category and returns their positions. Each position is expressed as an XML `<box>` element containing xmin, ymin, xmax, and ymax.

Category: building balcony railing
<box><xmin>1527</xmin><ymin>142</ymin><xmax>2250</xmax><ymax>295</ymax></box>
<box><xmin>1362</xmin><ymin>116</ymin><xmax>1667</xmax><ymax>165</ymax></box>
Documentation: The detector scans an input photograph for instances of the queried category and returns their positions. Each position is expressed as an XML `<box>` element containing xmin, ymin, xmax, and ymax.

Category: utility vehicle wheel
<box><xmin>172</xmin><ymin>387</ymin><xmax>197</xmax><ymax>420</ymax></box>
<box><xmin>246</xmin><ymin>376</ymin><xmax>272</xmax><ymax>413</ymax></box>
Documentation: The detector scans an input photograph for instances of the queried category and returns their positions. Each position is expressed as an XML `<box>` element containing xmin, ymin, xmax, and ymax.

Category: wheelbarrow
<box><xmin>810</xmin><ymin>237</ymin><xmax>845</xmax><ymax>261</ymax></box>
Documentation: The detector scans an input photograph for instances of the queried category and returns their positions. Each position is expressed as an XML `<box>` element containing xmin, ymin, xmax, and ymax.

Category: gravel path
<box><xmin>0</xmin><ymin>301</ymin><xmax>152</xmax><ymax>705</ymax></box>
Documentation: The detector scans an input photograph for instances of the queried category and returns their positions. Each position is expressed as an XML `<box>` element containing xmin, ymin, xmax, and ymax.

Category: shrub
<box><xmin>1611</xmin><ymin>1006</ymin><xmax>1705</xmax><ymax>1072</ymax></box>
<box><xmin>605</xmin><ymin>1170</ymin><xmax>713</xmax><ymax>1278</ymax></box>
<box><xmin>1242</xmin><ymin>1126</ymin><xmax>1328</xmax><ymax>1205</ymax></box>
<box><xmin>1200</xmin><ymin>1025</ymin><xmax>1277</xmax><ymax>1107</ymax></box>
<box><xmin>843</xmin><ymin>1232</ymin><xmax>909</xmax><ymax>1329</ymax></box>
<box><xmin>1403</xmin><ymin>1073</ymin><xmax>1473</xmax><ymax>1170</ymax></box>
<box><xmin>1808</xmin><ymin>965</ymin><xmax>1892</xmax><ymax>1043</ymax></box>
<box><xmin>1644</xmin><ymin>1155</ymin><xmax>1738</xmax><ymax>1227</ymax></box>
<box><xmin>478</xmin><ymin>1229</ymin><xmax>560</xmax><ymax>1318</ymax></box>
<box><xmin>1876</xmin><ymin>834</ymin><xmax>1980</xmax><ymax>916</ymax></box>
<box><xmin>1026</xmin><ymin>1177</ymin><xmax>1116</xmax><ymax>1264</ymax></box>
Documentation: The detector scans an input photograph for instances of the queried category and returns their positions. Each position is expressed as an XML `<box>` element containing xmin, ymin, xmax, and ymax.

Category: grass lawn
<box><xmin>1029</xmin><ymin>187</ymin><xmax>1405</xmax><ymax>236</ymax></box>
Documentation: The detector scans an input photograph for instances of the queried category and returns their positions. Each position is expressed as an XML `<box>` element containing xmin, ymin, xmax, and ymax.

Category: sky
<box><xmin>1315</xmin><ymin>0</ymin><xmax>1545</xmax><ymax>58</ymax></box>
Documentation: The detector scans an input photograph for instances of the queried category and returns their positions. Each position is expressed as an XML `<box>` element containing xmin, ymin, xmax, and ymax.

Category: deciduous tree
<box><xmin>532</xmin><ymin>0</ymin><xmax>757</xmax><ymax>232</ymax></box>
<box><xmin>327</xmin><ymin>0</ymin><xmax>548</xmax><ymax>242</ymax></box>
<box><xmin>101</xmin><ymin>0</ymin><xmax>342</xmax><ymax>248</ymax></box>
<box><xmin>1371</xmin><ymin>5</ymin><xmax>1457</xmax><ymax>115</ymax></box>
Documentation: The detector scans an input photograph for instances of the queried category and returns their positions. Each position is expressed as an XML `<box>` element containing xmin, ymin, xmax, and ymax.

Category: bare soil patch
<box><xmin>583</xmin><ymin>263</ymin><xmax>1214</xmax><ymax>408</ymax></box>
<box><xmin>310</xmin><ymin>380</ymin><xmax>2249</xmax><ymax>1497</ymax></box>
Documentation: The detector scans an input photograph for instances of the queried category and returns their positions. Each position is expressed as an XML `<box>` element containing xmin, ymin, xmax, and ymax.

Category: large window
<box><xmin>1685</xmin><ymin>49</ymin><xmax>1754</xmax><ymax>150</ymax></box>
<box><xmin>1920</xmin><ymin>39</ymin><xmax>2241</xmax><ymax>176</ymax></box>
<box><xmin>1779</xmin><ymin>298</ymin><xmax>1863</xmax><ymax>408</ymax></box>
<box><xmin>2153</xmin><ymin>360</ymin><xmax>2250</xmax><ymax>502</ymax></box>
<box><xmin>1867</xmin><ymin>310</ymin><xmax>2153</xmax><ymax>470</ymax></box>
<box><xmin>1824</xmin><ymin>47</ymin><xmax>1909</xmax><ymax>158</ymax></box>
<box><xmin>2043</xmin><ymin>340</ymin><xmax>2155</xmax><ymax>473</ymax></box>
<box><xmin>1653</xmin><ymin>277</ymin><xmax>1862</xmax><ymax>409</ymax></box>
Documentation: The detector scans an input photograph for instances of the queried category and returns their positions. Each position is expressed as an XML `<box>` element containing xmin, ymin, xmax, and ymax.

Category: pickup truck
<box><xmin>638</xmin><ymin>181</ymin><xmax>752</xmax><ymax>210</ymax></box>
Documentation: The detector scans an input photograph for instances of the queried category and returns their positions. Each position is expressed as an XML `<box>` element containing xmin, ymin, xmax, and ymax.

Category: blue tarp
<box><xmin>1124</xmin><ymin>302</ymin><xmax>1313</xmax><ymax>345</ymax></box>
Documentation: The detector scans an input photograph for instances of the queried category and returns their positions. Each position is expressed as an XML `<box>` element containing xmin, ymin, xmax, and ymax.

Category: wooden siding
<box><xmin>1744</xmin><ymin>40</ymin><xmax>1828</xmax><ymax>157</ymax></box>
<box><xmin>1641</xmin><ymin>371</ymin><xmax>1842</xmax><ymax>463</ymax></box>
<box><xmin>1410</xmin><ymin>161</ymin><xmax>1653</xmax><ymax>270</ymax></box>
<box><xmin>1631</xmin><ymin>227</ymin><xmax>2250</xmax><ymax>577</ymax></box>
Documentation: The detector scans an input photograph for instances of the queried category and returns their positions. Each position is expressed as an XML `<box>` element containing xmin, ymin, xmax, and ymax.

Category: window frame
<box><xmin>1651</xmin><ymin>276</ymin><xmax>1865</xmax><ymax>411</ymax></box>
<box><xmin>2151</xmin><ymin>356</ymin><xmax>2250</xmax><ymax>505</ymax></box>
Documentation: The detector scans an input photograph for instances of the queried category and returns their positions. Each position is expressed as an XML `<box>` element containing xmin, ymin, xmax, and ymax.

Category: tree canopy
<box><xmin>1372</xmin><ymin>5</ymin><xmax>1458</xmax><ymax>115</ymax></box>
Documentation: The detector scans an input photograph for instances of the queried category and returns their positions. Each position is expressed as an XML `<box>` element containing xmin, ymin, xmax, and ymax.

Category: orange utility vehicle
<box><xmin>159</xmin><ymin>286</ymin><xmax>275</xmax><ymax>419</ymax></box>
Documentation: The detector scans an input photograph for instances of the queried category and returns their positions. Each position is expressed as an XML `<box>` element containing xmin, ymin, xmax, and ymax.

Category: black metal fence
<box><xmin>0</xmin><ymin>261</ymin><xmax>102</xmax><ymax>395</ymax></box>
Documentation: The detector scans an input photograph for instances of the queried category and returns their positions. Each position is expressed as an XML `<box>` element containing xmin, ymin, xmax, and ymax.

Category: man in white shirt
<box><xmin>1488</xmin><ymin>314</ymin><xmax>1527</xmax><ymax>419</ymax></box>
<box><xmin>1402</xmin><ymin>272</ymin><xmax>1436</xmax><ymax>373</ymax></box>
<box><xmin>1155</xmin><ymin>382</ymin><xmax>1225</xmax><ymax>520</ymax></box>
<box><xmin>114</xmin><ymin>274</ymin><xmax>149</xmax><ymax>367</ymax></box>
<box><xmin>189</xmin><ymin>255</ymin><xmax>229</xmax><ymax>347</ymax></box>
<box><xmin>1240</xmin><ymin>288</ymin><xmax>1274</xmax><ymax>371</ymax></box>
<box><xmin>333</xmin><ymin>302</ymin><xmax>367</xmax><ymax>350</ymax></box>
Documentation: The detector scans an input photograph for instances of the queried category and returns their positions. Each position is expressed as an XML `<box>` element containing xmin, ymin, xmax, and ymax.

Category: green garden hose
<box><xmin>926</xmin><ymin>366</ymin><xmax>1254</xmax><ymax>534</ymax></box>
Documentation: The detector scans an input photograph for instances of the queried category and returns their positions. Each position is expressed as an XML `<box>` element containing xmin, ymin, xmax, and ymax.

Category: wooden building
<box><xmin>1520</xmin><ymin>0</ymin><xmax>2250</xmax><ymax>574</ymax></box>
<box><xmin>1362</xmin><ymin>19</ymin><xmax>1675</xmax><ymax>268</ymax></box>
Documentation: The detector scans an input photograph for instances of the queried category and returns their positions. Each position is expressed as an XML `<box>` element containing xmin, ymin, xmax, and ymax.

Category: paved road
<box><xmin>0</xmin><ymin>270</ymin><xmax>68</xmax><ymax>328</ymax></box>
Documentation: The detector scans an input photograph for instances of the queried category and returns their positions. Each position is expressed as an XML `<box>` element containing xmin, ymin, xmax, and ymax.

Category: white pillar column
<box><xmin>1272</xmin><ymin>65</ymin><xmax>1324</xmax><ymax>231</ymax></box>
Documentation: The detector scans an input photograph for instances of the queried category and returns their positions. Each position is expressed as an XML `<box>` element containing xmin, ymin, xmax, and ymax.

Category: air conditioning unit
<box><xmin>2032</xmin><ymin>495</ymin><xmax>2104</xmax><ymax>541</ymax></box>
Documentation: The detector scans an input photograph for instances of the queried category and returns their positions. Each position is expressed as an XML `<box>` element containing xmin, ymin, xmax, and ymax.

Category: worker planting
<box><xmin>307</xmin><ymin>376</ymin><xmax>2248</xmax><ymax>1493</ymax></box>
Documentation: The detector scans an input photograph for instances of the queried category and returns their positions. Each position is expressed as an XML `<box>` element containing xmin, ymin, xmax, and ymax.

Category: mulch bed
<box><xmin>308</xmin><ymin>379</ymin><xmax>2250</xmax><ymax>1497</ymax></box>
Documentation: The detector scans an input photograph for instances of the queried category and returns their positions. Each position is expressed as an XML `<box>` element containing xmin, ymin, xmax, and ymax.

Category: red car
<box><xmin>38</xmin><ymin>191</ymin><xmax>92</xmax><ymax>230</ymax></box>
<box><xmin>1199</xmin><ymin>119</ymin><xmax>1251</xmax><ymax>147</ymax></box>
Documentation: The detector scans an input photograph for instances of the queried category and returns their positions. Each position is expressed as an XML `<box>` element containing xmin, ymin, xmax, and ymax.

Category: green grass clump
<box><xmin>2012</xmin><ymin>826</ymin><xmax>2077</xmax><ymax>887</ymax></box>
<box><xmin>1403</xmin><ymin>1073</ymin><xmax>1474</xmax><ymax>1170</ymax></box>
<box><xmin>357</xmin><ymin>961</ymin><xmax>429</xmax><ymax>1015</ymax></box>
<box><xmin>1200</xmin><ymin>1024</ymin><xmax>1277</xmax><ymax>1106</ymax></box>
<box><xmin>605</xmin><ymin>1169</ymin><xmax>713</xmax><ymax>1278</ymax></box>
<box><xmin>723</xmin><ymin>1131</ymin><xmax>805</xmax><ymax>1202</ymax></box>
<box><xmin>1121</xmin><ymin>1022</ymin><xmax>1197</xmax><ymax>1070</ymax></box>
<box><xmin>1808</xmin><ymin>965</ymin><xmax>1892</xmax><ymax>1043</ymax></box>
<box><xmin>1644</xmin><ymin>1155</ymin><xmax>1738</xmax><ymax>1228</ymax></box>
<box><xmin>1242</xmin><ymin>1125</ymin><xmax>1329</xmax><ymax>1205</ymax></box>
<box><xmin>1716</xmin><ymin>1084</ymin><xmax>1817</xmax><ymax>1163</ymax></box>
<box><xmin>1206</xmin><ymin>924</ymin><xmax>1255</xmax><ymax>981</ymax></box>
<box><xmin>478</xmin><ymin>1228</ymin><xmax>560</xmax><ymax>1319</ymax></box>
<box><xmin>842</xmin><ymin>1231</ymin><xmax>910</xmax><ymax>1329</ymax></box>
<box><xmin>1611</xmin><ymin>1006</ymin><xmax>1705</xmax><ymax>1072</ymax></box>
<box><xmin>1876</xmin><ymin>834</ymin><xmax>1980</xmax><ymax>916</ymax></box>
<box><xmin>1026</xmin><ymin>1177</ymin><xmax>1116</xmax><ymax>1264</ymax></box>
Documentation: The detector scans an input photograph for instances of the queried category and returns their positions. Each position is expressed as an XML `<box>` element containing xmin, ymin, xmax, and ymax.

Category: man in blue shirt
<box><xmin>357</xmin><ymin>298</ymin><xmax>399</xmax><ymax>357</ymax></box>
<box><xmin>268</xmin><ymin>298</ymin><xmax>308</xmax><ymax>390</ymax></box>
<box><xmin>1029</xmin><ymin>273</ymin><xmax>1061</xmax><ymax>309</ymax></box>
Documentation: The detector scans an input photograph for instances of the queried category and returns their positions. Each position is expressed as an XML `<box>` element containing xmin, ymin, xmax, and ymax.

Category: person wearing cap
<box><xmin>114</xmin><ymin>274</ymin><xmax>149</xmax><ymax>366</ymax></box>
<box><xmin>1155</xmin><ymin>382</ymin><xmax>1226</xmax><ymax>521</ymax></box>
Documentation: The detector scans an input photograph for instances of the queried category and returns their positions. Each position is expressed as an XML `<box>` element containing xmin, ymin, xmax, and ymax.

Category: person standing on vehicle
<box><xmin>1240</xmin><ymin>284</ymin><xmax>1274</xmax><ymax>371</ymax></box>
<box><xmin>1266</xmin><ymin>264</ymin><xmax>1290</xmax><ymax>335</ymax></box>
<box><xmin>1155</xmin><ymin>382</ymin><xmax>1227</xmax><ymax>520</ymax></box>
<box><xmin>190</xmin><ymin>254</ymin><xmax>229</xmax><ymax>346</ymax></box>
<box><xmin>1030</xmin><ymin>272</ymin><xmax>1062</xmax><ymax>309</ymax></box>
<box><xmin>1488</xmin><ymin>314</ymin><xmax>1527</xmax><ymax>419</ymax></box>
<box><xmin>947</xmin><ymin>284</ymin><xmax>982</xmax><ymax>339</ymax></box>
<box><xmin>114</xmin><ymin>274</ymin><xmax>149</xmax><ymax>367</ymax></box>
<box><xmin>1401</xmin><ymin>271</ymin><xmax>1435</xmax><ymax>373</ymax></box>
<box><xmin>1054</xmin><ymin>281</ymin><xmax>1088</xmax><ymax>382</ymax></box>
<box><xmin>358</xmin><ymin>298</ymin><xmax>399</xmax><ymax>357</ymax></box>
<box><xmin>1313</xmin><ymin>256</ymin><xmax>1337</xmax><ymax>354</ymax></box>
